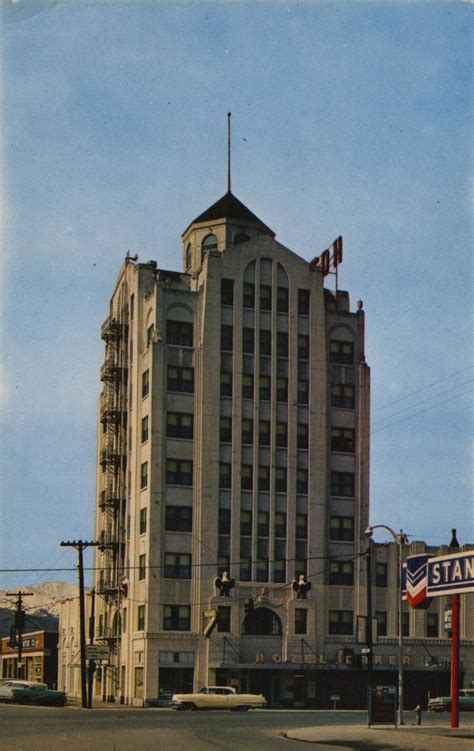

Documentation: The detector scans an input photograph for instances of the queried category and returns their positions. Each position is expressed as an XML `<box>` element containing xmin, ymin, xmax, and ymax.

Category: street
<box><xmin>1</xmin><ymin>706</ymin><xmax>471</xmax><ymax>751</ymax></box>
<box><xmin>0</xmin><ymin>707</ymin><xmax>365</xmax><ymax>751</ymax></box>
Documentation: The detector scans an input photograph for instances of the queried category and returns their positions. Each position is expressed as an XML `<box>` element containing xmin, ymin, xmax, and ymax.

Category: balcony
<box><xmin>100</xmin><ymin>361</ymin><xmax>127</xmax><ymax>384</ymax></box>
<box><xmin>98</xmin><ymin>490</ymin><xmax>122</xmax><ymax>512</ymax></box>
<box><xmin>101</xmin><ymin>316</ymin><xmax>127</xmax><ymax>343</ymax></box>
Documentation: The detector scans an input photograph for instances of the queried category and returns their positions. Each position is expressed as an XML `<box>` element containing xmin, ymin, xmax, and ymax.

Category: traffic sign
<box><xmin>85</xmin><ymin>645</ymin><xmax>110</xmax><ymax>660</ymax></box>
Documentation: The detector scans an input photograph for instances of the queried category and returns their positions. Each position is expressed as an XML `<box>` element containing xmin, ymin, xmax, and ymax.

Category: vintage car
<box><xmin>171</xmin><ymin>685</ymin><xmax>266</xmax><ymax>711</ymax></box>
<box><xmin>427</xmin><ymin>689</ymin><xmax>474</xmax><ymax>712</ymax></box>
<box><xmin>0</xmin><ymin>680</ymin><xmax>67</xmax><ymax>706</ymax></box>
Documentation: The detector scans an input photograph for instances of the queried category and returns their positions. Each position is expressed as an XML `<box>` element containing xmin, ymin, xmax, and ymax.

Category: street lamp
<box><xmin>365</xmin><ymin>524</ymin><xmax>408</xmax><ymax>726</ymax></box>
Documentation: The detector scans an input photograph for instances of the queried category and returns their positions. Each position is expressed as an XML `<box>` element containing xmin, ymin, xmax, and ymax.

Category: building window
<box><xmin>375</xmin><ymin>562</ymin><xmax>388</xmax><ymax>588</ymax></box>
<box><xmin>146</xmin><ymin>324</ymin><xmax>154</xmax><ymax>348</ymax></box>
<box><xmin>296</xmin><ymin>514</ymin><xmax>308</xmax><ymax>540</ymax></box>
<box><xmin>331</xmin><ymin>427</ymin><xmax>355</xmax><ymax>453</ymax></box>
<box><xmin>241</xmin><ymin>327</ymin><xmax>254</xmax><ymax>354</ymax></box>
<box><xmin>329</xmin><ymin>561</ymin><xmax>354</xmax><ymax>586</ymax></box>
<box><xmin>277</xmin><ymin>332</ymin><xmax>288</xmax><ymax>358</ymax></box>
<box><xmin>141</xmin><ymin>416</ymin><xmax>149</xmax><ymax>443</ymax></box>
<box><xmin>330</xmin><ymin>471</ymin><xmax>355</xmax><ymax>497</ymax></box>
<box><xmin>295</xmin><ymin>559</ymin><xmax>307</xmax><ymax>578</ymax></box>
<box><xmin>239</xmin><ymin>557</ymin><xmax>252</xmax><ymax>581</ymax></box>
<box><xmin>273</xmin><ymin>559</ymin><xmax>286</xmax><ymax>583</ymax></box>
<box><xmin>217</xmin><ymin>555</ymin><xmax>230</xmax><ymax>577</ymax></box>
<box><xmin>295</xmin><ymin>609</ymin><xmax>308</xmax><ymax>635</ymax></box>
<box><xmin>165</xmin><ymin>505</ymin><xmax>192</xmax><ymax>532</ymax></box>
<box><xmin>140</xmin><ymin>461</ymin><xmax>148</xmax><ymax>490</ymax></box>
<box><xmin>163</xmin><ymin>605</ymin><xmax>191</xmax><ymax>631</ymax></box>
<box><xmin>241</xmin><ymin>464</ymin><xmax>253</xmax><ymax>490</ymax></box>
<box><xmin>221</xmin><ymin>278</ymin><xmax>234</xmax><ymax>306</ymax></box>
<box><xmin>166</xmin><ymin>459</ymin><xmax>192</xmax><ymax>486</ymax></box>
<box><xmin>221</xmin><ymin>325</ymin><xmax>234</xmax><ymax>352</ymax></box>
<box><xmin>137</xmin><ymin>605</ymin><xmax>145</xmax><ymax>631</ymax></box>
<box><xmin>164</xmin><ymin>553</ymin><xmax>191</xmax><ymax>579</ymax></box>
<box><xmin>256</xmin><ymin>559</ymin><xmax>269</xmax><ymax>582</ymax></box>
<box><xmin>234</xmin><ymin>232</ymin><xmax>250</xmax><ymax>245</ymax></box>
<box><xmin>257</xmin><ymin>512</ymin><xmax>269</xmax><ymax>537</ymax></box>
<box><xmin>166</xmin><ymin>320</ymin><xmax>193</xmax><ymax>347</ymax></box>
<box><xmin>329</xmin><ymin>610</ymin><xmax>353</xmax><ymax>635</ymax></box>
<box><xmin>298</xmin><ymin>289</ymin><xmax>310</xmax><ymax>316</ymax></box>
<box><xmin>138</xmin><ymin>554</ymin><xmax>146</xmax><ymax>581</ymax></box>
<box><xmin>374</xmin><ymin>610</ymin><xmax>387</xmax><ymax>637</ymax></box>
<box><xmin>166</xmin><ymin>412</ymin><xmax>194</xmax><ymax>439</ymax></box>
<box><xmin>297</xmin><ymin>379</ymin><xmax>309</xmax><ymax>404</ymax></box>
<box><xmin>185</xmin><ymin>243</ymin><xmax>191</xmax><ymax>270</ymax></box>
<box><xmin>217</xmin><ymin>606</ymin><xmax>231</xmax><ymax>633</ymax></box>
<box><xmin>297</xmin><ymin>423</ymin><xmax>309</xmax><ymax>449</ymax></box>
<box><xmin>139</xmin><ymin>508</ymin><xmax>147</xmax><ymax>535</ymax></box>
<box><xmin>330</xmin><ymin>516</ymin><xmax>354</xmax><ymax>542</ymax></box>
<box><xmin>260</xmin><ymin>285</ymin><xmax>272</xmax><ymax>311</ymax></box>
<box><xmin>240</xmin><ymin>510</ymin><xmax>252</xmax><ymax>537</ymax></box>
<box><xmin>142</xmin><ymin>369</ymin><xmax>150</xmax><ymax>398</ymax></box>
<box><xmin>221</xmin><ymin>371</ymin><xmax>233</xmax><ymax>397</ymax></box>
<box><xmin>275</xmin><ymin>512</ymin><xmax>286</xmax><ymax>538</ymax></box>
<box><xmin>243</xmin><ymin>282</ymin><xmax>255</xmax><ymax>309</ymax></box>
<box><xmin>330</xmin><ymin>340</ymin><xmax>354</xmax><ymax>365</ymax></box>
<box><xmin>259</xmin><ymin>420</ymin><xmax>270</xmax><ymax>446</ymax></box>
<box><xmin>276</xmin><ymin>377</ymin><xmax>288</xmax><ymax>402</ymax></box>
<box><xmin>167</xmin><ymin>365</ymin><xmax>194</xmax><ymax>393</ymax></box>
<box><xmin>202</xmin><ymin>233</ymin><xmax>218</xmax><ymax>252</ymax></box>
<box><xmin>298</xmin><ymin>335</ymin><xmax>309</xmax><ymax>360</ymax></box>
<box><xmin>219</xmin><ymin>463</ymin><xmax>231</xmax><ymax>489</ymax></box>
<box><xmin>296</xmin><ymin>468</ymin><xmax>308</xmax><ymax>494</ymax></box>
<box><xmin>220</xmin><ymin>416</ymin><xmax>232</xmax><ymax>443</ymax></box>
<box><xmin>275</xmin><ymin>467</ymin><xmax>287</xmax><ymax>492</ymax></box>
<box><xmin>402</xmin><ymin>611</ymin><xmax>410</xmax><ymax>637</ymax></box>
<box><xmin>242</xmin><ymin>373</ymin><xmax>253</xmax><ymax>399</ymax></box>
<box><xmin>276</xmin><ymin>422</ymin><xmax>288</xmax><ymax>447</ymax></box>
<box><xmin>427</xmin><ymin>613</ymin><xmax>439</xmax><ymax>638</ymax></box>
<box><xmin>277</xmin><ymin>286</ymin><xmax>289</xmax><ymax>313</ymax></box>
<box><xmin>259</xmin><ymin>329</ymin><xmax>271</xmax><ymax>356</ymax></box>
<box><xmin>331</xmin><ymin>383</ymin><xmax>355</xmax><ymax>409</ymax></box>
<box><xmin>259</xmin><ymin>375</ymin><xmax>271</xmax><ymax>401</ymax></box>
<box><xmin>218</xmin><ymin>508</ymin><xmax>231</xmax><ymax>535</ymax></box>
<box><xmin>258</xmin><ymin>466</ymin><xmax>270</xmax><ymax>491</ymax></box>
<box><xmin>241</xmin><ymin>419</ymin><xmax>253</xmax><ymax>445</ymax></box>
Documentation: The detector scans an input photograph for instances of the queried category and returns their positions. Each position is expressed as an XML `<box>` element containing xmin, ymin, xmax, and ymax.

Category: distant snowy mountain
<box><xmin>0</xmin><ymin>582</ymin><xmax>78</xmax><ymax>636</ymax></box>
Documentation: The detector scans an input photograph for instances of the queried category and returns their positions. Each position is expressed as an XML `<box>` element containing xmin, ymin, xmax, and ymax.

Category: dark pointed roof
<box><xmin>183</xmin><ymin>191</ymin><xmax>275</xmax><ymax>237</ymax></box>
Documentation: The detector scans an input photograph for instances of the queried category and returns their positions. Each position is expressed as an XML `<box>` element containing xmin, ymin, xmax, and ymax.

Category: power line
<box><xmin>372</xmin><ymin>390</ymin><xmax>473</xmax><ymax>434</ymax></box>
<box><xmin>373</xmin><ymin>365</ymin><xmax>473</xmax><ymax>413</ymax></box>
<box><xmin>372</xmin><ymin>378</ymin><xmax>474</xmax><ymax>425</ymax></box>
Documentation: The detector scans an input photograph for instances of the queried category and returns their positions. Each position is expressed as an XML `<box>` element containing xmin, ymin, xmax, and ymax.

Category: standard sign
<box><xmin>86</xmin><ymin>645</ymin><xmax>110</xmax><ymax>661</ymax></box>
<box><xmin>426</xmin><ymin>551</ymin><xmax>474</xmax><ymax>596</ymax></box>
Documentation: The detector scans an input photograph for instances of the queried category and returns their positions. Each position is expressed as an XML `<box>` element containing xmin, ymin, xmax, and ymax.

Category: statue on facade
<box><xmin>292</xmin><ymin>575</ymin><xmax>311</xmax><ymax>600</ymax></box>
<box><xmin>214</xmin><ymin>572</ymin><xmax>235</xmax><ymax>597</ymax></box>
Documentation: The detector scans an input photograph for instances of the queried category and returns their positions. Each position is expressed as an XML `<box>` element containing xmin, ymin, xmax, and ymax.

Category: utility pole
<box><xmin>365</xmin><ymin>543</ymin><xmax>374</xmax><ymax>683</ymax></box>
<box><xmin>87</xmin><ymin>588</ymin><xmax>96</xmax><ymax>708</ymax></box>
<box><xmin>449</xmin><ymin>529</ymin><xmax>460</xmax><ymax>729</ymax></box>
<box><xmin>60</xmin><ymin>540</ymin><xmax>100</xmax><ymax>709</ymax></box>
<box><xmin>6</xmin><ymin>591</ymin><xmax>33</xmax><ymax>679</ymax></box>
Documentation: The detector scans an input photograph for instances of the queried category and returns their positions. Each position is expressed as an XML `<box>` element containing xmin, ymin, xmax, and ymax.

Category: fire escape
<box><xmin>97</xmin><ymin>313</ymin><xmax>128</xmax><ymax>656</ymax></box>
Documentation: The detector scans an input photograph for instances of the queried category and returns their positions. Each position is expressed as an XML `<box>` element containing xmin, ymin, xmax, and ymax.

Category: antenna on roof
<box><xmin>227</xmin><ymin>111</ymin><xmax>232</xmax><ymax>193</ymax></box>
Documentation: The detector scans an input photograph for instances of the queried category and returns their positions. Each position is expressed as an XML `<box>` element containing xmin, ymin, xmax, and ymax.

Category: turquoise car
<box><xmin>0</xmin><ymin>680</ymin><xmax>67</xmax><ymax>706</ymax></box>
<box><xmin>427</xmin><ymin>689</ymin><xmax>474</xmax><ymax>712</ymax></box>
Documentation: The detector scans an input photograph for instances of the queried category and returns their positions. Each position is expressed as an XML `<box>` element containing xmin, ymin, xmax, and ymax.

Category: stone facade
<box><xmin>59</xmin><ymin>189</ymin><xmax>473</xmax><ymax>708</ymax></box>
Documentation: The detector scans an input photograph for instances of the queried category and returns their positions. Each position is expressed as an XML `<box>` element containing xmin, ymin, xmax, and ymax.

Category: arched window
<box><xmin>185</xmin><ymin>243</ymin><xmax>192</xmax><ymax>270</ymax></box>
<box><xmin>201</xmin><ymin>233</ymin><xmax>218</xmax><ymax>253</ymax></box>
<box><xmin>234</xmin><ymin>232</ymin><xmax>250</xmax><ymax>246</ymax></box>
<box><xmin>242</xmin><ymin>607</ymin><xmax>282</xmax><ymax>636</ymax></box>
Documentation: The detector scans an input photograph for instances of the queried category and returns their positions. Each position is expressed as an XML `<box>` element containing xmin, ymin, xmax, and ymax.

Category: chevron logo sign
<box><xmin>404</xmin><ymin>554</ymin><xmax>433</xmax><ymax>609</ymax></box>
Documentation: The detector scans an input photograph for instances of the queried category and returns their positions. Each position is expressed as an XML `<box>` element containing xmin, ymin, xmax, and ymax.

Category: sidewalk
<box><xmin>286</xmin><ymin>721</ymin><xmax>474</xmax><ymax>750</ymax></box>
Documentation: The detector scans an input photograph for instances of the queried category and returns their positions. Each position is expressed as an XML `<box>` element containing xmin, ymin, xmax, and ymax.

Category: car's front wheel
<box><xmin>232</xmin><ymin>705</ymin><xmax>250</xmax><ymax>712</ymax></box>
<box><xmin>181</xmin><ymin>702</ymin><xmax>197</xmax><ymax>711</ymax></box>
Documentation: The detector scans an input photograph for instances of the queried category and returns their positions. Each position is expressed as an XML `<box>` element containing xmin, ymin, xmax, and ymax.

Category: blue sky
<box><xmin>1</xmin><ymin>1</ymin><xmax>472</xmax><ymax>588</ymax></box>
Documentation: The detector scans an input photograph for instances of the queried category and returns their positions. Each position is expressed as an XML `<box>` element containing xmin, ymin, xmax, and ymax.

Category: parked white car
<box><xmin>171</xmin><ymin>685</ymin><xmax>266</xmax><ymax>711</ymax></box>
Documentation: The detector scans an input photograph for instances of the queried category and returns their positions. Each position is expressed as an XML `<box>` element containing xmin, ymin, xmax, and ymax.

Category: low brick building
<box><xmin>1</xmin><ymin>630</ymin><xmax>59</xmax><ymax>688</ymax></box>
